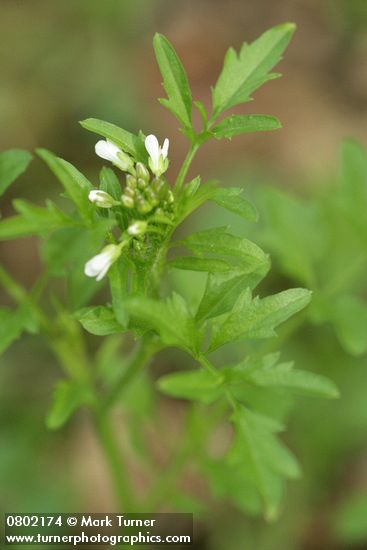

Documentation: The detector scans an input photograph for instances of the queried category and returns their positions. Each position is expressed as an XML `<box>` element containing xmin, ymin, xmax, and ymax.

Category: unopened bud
<box><xmin>121</xmin><ymin>194</ymin><xmax>135</xmax><ymax>209</ymax></box>
<box><xmin>88</xmin><ymin>189</ymin><xmax>119</xmax><ymax>208</ymax></box>
<box><xmin>128</xmin><ymin>220</ymin><xmax>148</xmax><ymax>236</ymax></box>
<box><xmin>136</xmin><ymin>197</ymin><xmax>153</xmax><ymax>214</ymax></box>
<box><xmin>137</xmin><ymin>178</ymin><xmax>148</xmax><ymax>190</ymax></box>
<box><xmin>126</xmin><ymin>174</ymin><xmax>137</xmax><ymax>189</ymax></box>
<box><xmin>136</xmin><ymin>162</ymin><xmax>150</xmax><ymax>183</ymax></box>
<box><xmin>145</xmin><ymin>188</ymin><xmax>159</xmax><ymax>207</ymax></box>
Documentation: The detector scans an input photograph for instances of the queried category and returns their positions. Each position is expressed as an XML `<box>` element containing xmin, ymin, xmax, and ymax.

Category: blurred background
<box><xmin>1</xmin><ymin>1</ymin><xmax>367</xmax><ymax>549</ymax></box>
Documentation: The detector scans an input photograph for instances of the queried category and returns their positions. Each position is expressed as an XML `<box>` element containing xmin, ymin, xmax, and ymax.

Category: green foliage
<box><xmin>212</xmin><ymin>23</ymin><xmax>295</xmax><ymax>118</ymax></box>
<box><xmin>209</xmin><ymin>288</ymin><xmax>311</xmax><ymax>351</ymax></box>
<box><xmin>0</xmin><ymin>24</ymin><xmax>344</xmax><ymax>523</ymax></box>
<box><xmin>80</xmin><ymin>118</ymin><xmax>147</xmax><ymax>163</ymax></box>
<box><xmin>334</xmin><ymin>492</ymin><xmax>367</xmax><ymax>545</ymax></box>
<box><xmin>153</xmin><ymin>33</ymin><xmax>193</xmax><ymax>130</ymax></box>
<box><xmin>0</xmin><ymin>149</ymin><xmax>32</xmax><ymax>196</ymax></box>
<box><xmin>211</xmin><ymin>114</ymin><xmax>281</xmax><ymax>139</ymax></box>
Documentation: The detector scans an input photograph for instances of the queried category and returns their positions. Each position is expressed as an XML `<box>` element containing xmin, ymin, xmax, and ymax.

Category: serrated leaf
<box><xmin>46</xmin><ymin>380</ymin><xmax>91</xmax><ymax>430</ymax></box>
<box><xmin>210</xmin><ymin>187</ymin><xmax>258</xmax><ymax>221</ymax></box>
<box><xmin>230</xmin><ymin>406</ymin><xmax>300</xmax><ymax>519</ymax></box>
<box><xmin>0</xmin><ymin>149</ymin><xmax>32</xmax><ymax>196</ymax></box>
<box><xmin>153</xmin><ymin>33</ymin><xmax>192</xmax><ymax>128</ymax></box>
<box><xmin>210</xmin><ymin>287</ymin><xmax>311</xmax><ymax>351</ymax></box>
<box><xmin>0</xmin><ymin>200</ymin><xmax>76</xmax><ymax>240</ymax></box>
<box><xmin>212</xmin><ymin>23</ymin><xmax>296</xmax><ymax>118</ymax></box>
<box><xmin>124</xmin><ymin>293</ymin><xmax>200</xmax><ymax>354</ymax></box>
<box><xmin>80</xmin><ymin>118</ymin><xmax>147</xmax><ymax>163</ymax></box>
<box><xmin>212</xmin><ymin>114</ymin><xmax>281</xmax><ymax>139</ymax></box>
<box><xmin>158</xmin><ymin>368</ymin><xmax>224</xmax><ymax>404</ymax></box>
<box><xmin>75</xmin><ymin>306</ymin><xmax>123</xmax><ymax>336</ymax></box>
<box><xmin>37</xmin><ymin>149</ymin><xmax>92</xmax><ymax>221</ymax></box>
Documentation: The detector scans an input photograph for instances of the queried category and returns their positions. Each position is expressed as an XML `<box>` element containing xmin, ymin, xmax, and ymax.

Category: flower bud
<box><xmin>128</xmin><ymin>220</ymin><xmax>148</xmax><ymax>236</ymax></box>
<box><xmin>137</xmin><ymin>178</ymin><xmax>148</xmax><ymax>190</ymax></box>
<box><xmin>88</xmin><ymin>189</ymin><xmax>119</xmax><ymax>208</ymax></box>
<box><xmin>121</xmin><ymin>194</ymin><xmax>135</xmax><ymax>209</ymax></box>
<box><xmin>126</xmin><ymin>174</ymin><xmax>137</xmax><ymax>189</ymax></box>
<box><xmin>136</xmin><ymin>197</ymin><xmax>153</xmax><ymax>214</ymax></box>
<box><xmin>136</xmin><ymin>162</ymin><xmax>150</xmax><ymax>183</ymax></box>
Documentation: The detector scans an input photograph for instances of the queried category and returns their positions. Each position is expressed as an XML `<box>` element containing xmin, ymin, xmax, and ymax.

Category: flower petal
<box><xmin>95</xmin><ymin>140</ymin><xmax>121</xmax><ymax>163</ymax></box>
<box><xmin>162</xmin><ymin>138</ymin><xmax>169</xmax><ymax>159</ymax></box>
<box><xmin>145</xmin><ymin>134</ymin><xmax>160</xmax><ymax>164</ymax></box>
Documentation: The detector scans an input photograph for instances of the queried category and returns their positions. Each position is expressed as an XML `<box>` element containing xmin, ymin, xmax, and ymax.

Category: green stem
<box><xmin>93</xmin><ymin>409</ymin><xmax>135</xmax><ymax>511</ymax></box>
<box><xmin>102</xmin><ymin>336</ymin><xmax>158</xmax><ymax>411</ymax></box>
<box><xmin>174</xmin><ymin>143</ymin><xmax>199</xmax><ymax>194</ymax></box>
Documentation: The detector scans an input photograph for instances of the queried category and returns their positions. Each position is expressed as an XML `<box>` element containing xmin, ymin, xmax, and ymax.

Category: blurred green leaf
<box><xmin>46</xmin><ymin>380</ymin><xmax>90</xmax><ymax>430</ymax></box>
<box><xmin>153</xmin><ymin>33</ymin><xmax>192</xmax><ymax>129</ymax></box>
<box><xmin>210</xmin><ymin>187</ymin><xmax>258</xmax><ymax>221</ymax></box>
<box><xmin>158</xmin><ymin>368</ymin><xmax>224</xmax><ymax>404</ymax></box>
<box><xmin>37</xmin><ymin>149</ymin><xmax>92</xmax><ymax>221</ymax></box>
<box><xmin>75</xmin><ymin>306</ymin><xmax>123</xmax><ymax>336</ymax></box>
<box><xmin>169</xmin><ymin>256</ymin><xmax>232</xmax><ymax>273</ymax></box>
<box><xmin>211</xmin><ymin>114</ymin><xmax>281</xmax><ymax>139</ymax></box>
<box><xmin>0</xmin><ymin>150</ymin><xmax>32</xmax><ymax>196</ymax></box>
<box><xmin>249</xmin><ymin>362</ymin><xmax>339</xmax><ymax>398</ymax></box>
<box><xmin>330</xmin><ymin>294</ymin><xmax>367</xmax><ymax>356</ymax></box>
<box><xmin>0</xmin><ymin>200</ymin><xmax>76</xmax><ymax>240</ymax></box>
<box><xmin>80</xmin><ymin>118</ymin><xmax>147</xmax><ymax>163</ymax></box>
<box><xmin>212</xmin><ymin>23</ymin><xmax>296</xmax><ymax>118</ymax></box>
<box><xmin>0</xmin><ymin>306</ymin><xmax>34</xmax><ymax>356</ymax></box>
<box><xmin>230</xmin><ymin>407</ymin><xmax>300</xmax><ymax>519</ymax></box>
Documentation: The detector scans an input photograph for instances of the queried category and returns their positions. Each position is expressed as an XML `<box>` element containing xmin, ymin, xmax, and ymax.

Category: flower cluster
<box><xmin>84</xmin><ymin>133</ymin><xmax>172</xmax><ymax>281</ymax></box>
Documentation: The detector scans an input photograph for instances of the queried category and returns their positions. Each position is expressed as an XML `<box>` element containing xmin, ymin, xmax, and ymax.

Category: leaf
<box><xmin>99</xmin><ymin>167</ymin><xmax>122</xmax><ymax>201</ymax></box>
<box><xmin>124</xmin><ymin>293</ymin><xmax>200</xmax><ymax>354</ymax></box>
<box><xmin>0</xmin><ymin>200</ymin><xmax>76</xmax><ymax>240</ymax></box>
<box><xmin>169</xmin><ymin>256</ymin><xmax>232</xmax><ymax>273</ymax></box>
<box><xmin>210</xmin><ymin>187</ymin><xmax>258</xmax><ymax>222</ymax></box>
<box><xmin>75</xmin><ymin>306</ymin><xmax>123</xmax><ymax>336</ymax></box>
<box><xmin>153</xmin><ymin>33</ymin><xmax>192</xmax><ymax>128</ymax></box>
<box><xmin>179</xmin><ymin>180</ymin><xmax>219</xmax><ymax>221</ymax></box>
<box><xmin>158</xmin><ymin>368</ymin><xmax>224</xmax><ymax>404</ymax></box>
<box><xmin>180</xmin><ymin>227</ymin><xmax>267</xmax><ymax>265</ymax></box>
<box><xmin>46</xmin><ymin>380</ymin><xmax>90</xmax><ymax>430</ymax></box>
<box><xmin>209</xmin><ymin>287</ymin><xmax>311</xmax><ymax>351</ymax></box>
<box><xmin>0</xmin><ymin>306</ymin><xmax>34</xmax><ymax>355</ymax></box>
<box><xmin>212</xmin><ymin>23</ymin><xmax>296</xmax><ymax>118</ymax></box>
<box><xmin>80</xmin><ymin>118</ymin><xmax>147</xmax><ymax>163</ymax></box>
<box><xmin>37</xmin><ymin>149</ymin><xmax>92</xmax><ymax>221</ymax></box>
<box><xmin>211</xmin><ymin>115</ymin><xmax>281</xmax><ymax>139</ymax></box>
<box><xmin>197</xmin><ymin>268</ymin><xmax>269</xmax><ymax>323</ymax></box>
<box><xmin>108</xmin><ymin>256</ymin><xmax>129</xmax><ymax>328</ymax></box>
<box><xmin>330</xmin><ymin>294</ymin><xmax>367</xmax><ymax>356</ymax></box>
<box><xmin>0</xmin><ymin>149</ymin><xmax>32</xmax><ymax>196</ymax></box>
<box><xmin>249</xmin><ymin>362</ymin><xmax>339</xmax><ymax>398</ymax></box>
<box><xmin>230</xmin><ymin>406</ymin><xmax>300</xmax><ymax>519</ymax></box>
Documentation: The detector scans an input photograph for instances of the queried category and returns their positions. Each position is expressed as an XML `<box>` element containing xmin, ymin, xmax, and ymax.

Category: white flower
<box><xmin>95</xmin><ymin>139</ymin><xmax>134</xmax><ymax>173</ymax></box>
<box><xmin>128</xmin><ymin>220</ymin><xmax>148</xmax><ymax>236</ymax></box>
<box><xmin>88</xmin><ymin>189</ymin><xmax>119</xmax><ymax>208</ymax></box>
<box><xmin>145</xmin><ymin>134</ymin><xmax>169</xmax><ymax>177</ymax></box>
<box><xmin>84</xmin><ymin>244</ymin><xmax>122</xmax><ymax>281</ymax></box>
